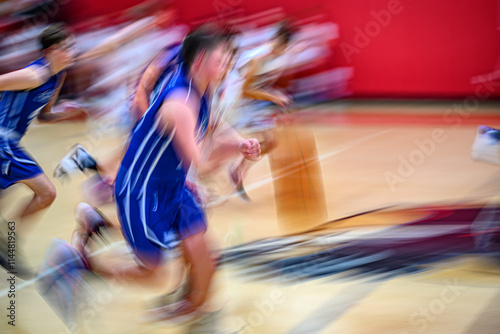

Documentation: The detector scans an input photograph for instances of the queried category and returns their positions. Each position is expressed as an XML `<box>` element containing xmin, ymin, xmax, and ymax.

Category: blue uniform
<box><xmin>0</xmin><ymin>58</ymin><xmax>63</xmax><ymax>189</ymax></box>
<box><xmin>115</xmin><ymin>60</ymin><xmax>210</xmax><ymax>267</ymax></box>
<box><xmin>149</xmin><ymin>44</ymin><xmax>182</xmax><ymax>104</ymax></box>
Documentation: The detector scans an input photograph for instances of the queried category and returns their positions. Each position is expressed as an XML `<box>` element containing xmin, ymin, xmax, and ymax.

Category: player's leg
<box><xmin>72</xmin><ymin>201</ymin><xmax>167</xmax><ymax>285</ymax></box>
<box><xmin>0</xmin><ymin>144</ymin><xmax>54</xmax><ymax>278</ymax></box>
<box><xmin>180</xmin><ymin>231</ymin><xmax>215</xmax><ymax>309</ymax></box>
<box><xmin>54</xmin><ymin>143</ymin><xmax>122</xmax><ymax>206</ymax></box>
<box><xmin>165</xmin><ymin>186</ymin><xmax>215</xmax><ymax>315</ymax></box>
<box><xmin>35</xmin><ymin>237</ymin><xmax>100</xmax><ymax>332</ymax></box>
<box><xmin>140</xmin><ymin>244</ymin><xmax>214</xmax><ymax>324</ymax></box>
<box><xmin>143</xmin><ymin>230</ymin><xmax>216</xmax><ymax>322</ymax></box>
<box><xmin>84</xmin><ymin>248</ymin><xmax>165</xmax><ymax>284</ymax></box>
<box><xmin>35</xmin><ymin>201</ymin><xmax>167</xmax><ymax>332</ymax></box>
<box><xmin>18</xmin><ymin>173</ymin><xmax>56</xmax><ymax>231</ymax></box>
<box><xmin>72</xmin><ymin>202</ymin><xmax>113</xmax><ymax>254</ymax></box>
<box><xmin>7</xmin><ymin>173</ymin><xmax>56</xmax><ymax>279</ymax></box>
<box><xmin>141</xmin><ymin>185</ymin><xmax>216</xmax><ymax>322</ymax></box>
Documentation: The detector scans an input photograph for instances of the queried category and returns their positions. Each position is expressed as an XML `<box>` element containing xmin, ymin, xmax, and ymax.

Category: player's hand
<box><xmin>239</xmin><ymin>138</ymin><xmax>261</xmax><ymax>161</ymax></box>
<box><xmin>274</xmin><ymin>92</ymin><xmax>292</xmax><ymax>109</ymax></box>
<box><xmin>53</xmin><ymin>100</ymin><xmax>88</xmax><ymax>121</ymax></box>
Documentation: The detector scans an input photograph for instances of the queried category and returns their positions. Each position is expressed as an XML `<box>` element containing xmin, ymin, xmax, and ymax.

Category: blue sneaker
<box><xmin>471</xmin><ymin>125</ymin><xmax>500</xmax><ymax>165</ymax></box>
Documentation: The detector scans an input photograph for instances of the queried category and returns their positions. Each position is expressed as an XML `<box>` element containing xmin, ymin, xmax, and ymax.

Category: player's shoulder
<box><xmin>22</xmin><ymin>58</ymin><xmax>53</xmax><ymax>82</ymax></box>
<box><xmin>162</xmin><ymin>86</ymin><xmax>200</xmax><ymax>115</ymax></box>
<box><xmin>25</xmin><ymin>58</ymin><xmax>49</xmax><ymax>72</ymax></box>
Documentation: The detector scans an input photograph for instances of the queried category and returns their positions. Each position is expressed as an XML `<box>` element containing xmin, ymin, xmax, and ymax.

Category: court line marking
<box><xmin>285</xmin><ymin>283</ymin><xmax>380</xmax><ymax>334</ymax></box>
<box><xmin>207</xmin><ymin>128</ymin><xmax>394</xmax><ymax>207</ymax></box>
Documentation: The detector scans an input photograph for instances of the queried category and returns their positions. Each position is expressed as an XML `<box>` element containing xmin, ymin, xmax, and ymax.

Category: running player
<box><xmin>53</xmin><ymin>35</ymin><xmax>242</xmax><ymax>206</ymax></box>
<box><xmin>0</xmin><ymin>24</ymin><xmax>81</xmax><ymax>279</ymax></box>
<box><xmin>220</xmin><ymin>21</ymin><xmax>295</xmax><ymax>200</ymax></box>
<box><xmin>65</xmin><ymin>25</ymin><xmax>260</xmax><ymax>322</ymax></box>
<box><xmin>52</xmin><ymin>43</ymin><xmax>194</xmax><ymax>207</ymax></box>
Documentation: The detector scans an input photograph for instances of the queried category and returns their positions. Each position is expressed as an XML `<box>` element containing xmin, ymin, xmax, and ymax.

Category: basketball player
<box><xmin>53</xmin><ymin>41</ymin><xmax>184</xmax><ymax>188</ymax></box>
<box><xmin>53</xmin><ymin>34</ymin><xmax>244</xmax><ymax>206</ymax></box>
<box><xmin>65</xmin><ymin>25</ymin><xmax>261</xmax><ymax>322</ymax></box>
<box><xmin>0</xmin><ymin>17</ymin><xmax>166</xmax><ymax>278</ymax></box>
<box><xmin>52</xmin><ymin>43</ymin><xmax>206</xmax><ymax>209</ymax></box>
<box><xmin>219</xmin><ymin>21</ymin><xmax>295</xmax><ymax>200</ymax></box>
<box><xmin>0</xmin><ymin>24</ymin><xmax>82</xmax><ymax>279</ymax></box>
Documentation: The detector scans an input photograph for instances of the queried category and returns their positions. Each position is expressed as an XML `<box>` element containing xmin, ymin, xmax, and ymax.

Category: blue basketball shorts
<box><xmin>115</xmin><ymin>174</ymin><xmax>207</xmax><ymax>268</ymax></box>
<box><xmin>0</xmin><ymin>140</ymin><xmax>43</xmax><ymax>189</ymax></box>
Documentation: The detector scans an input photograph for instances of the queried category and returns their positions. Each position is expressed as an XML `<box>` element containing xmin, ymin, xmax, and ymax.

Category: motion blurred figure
<box><xmin>40</xmin><ymin>25</ymin><xmax>261</xmax><ymax>327</ymax></box>
<box><xmin>0</xmin><ymin>24</ymin><xmax>83</xmax><ymax>279</ymax></box>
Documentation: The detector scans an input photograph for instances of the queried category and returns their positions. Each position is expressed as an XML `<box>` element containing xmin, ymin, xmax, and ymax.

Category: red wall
<box><xmin>58</xmin><ymin>0</ymin><xmax>145</xmax><ymax>24</ymax></box>
<box><xmin>61</xmin><ymin>0</ymin><xmax>500</xmax><ymax>98</ymax></box>
<box><xmin>174</xmin><ymin>0</ymin><xmax>500</xmax><ymax>99</ymax></box>
<box><xmin>328</xmin><ymin>0</ymin><xmax>500</xmax><ymax>98</ymax></box>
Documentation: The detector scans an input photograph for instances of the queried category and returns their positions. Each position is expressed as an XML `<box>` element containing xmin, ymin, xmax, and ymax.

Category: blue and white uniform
<box><xmin>216</xmin><ymin>43</ymin><xmax>291</xmax><ymax>133</ymax></box>
<box><xmin>0</xmin><ymin>58</ymin><xmax>63</xmax><ymax>189</ymax></box>
<box><xmin>115</xmin><ymin>59</ymin><xmax>210</xmax><ymax>267</ymax></box>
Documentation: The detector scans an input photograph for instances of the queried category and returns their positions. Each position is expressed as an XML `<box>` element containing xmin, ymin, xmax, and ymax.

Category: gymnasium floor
<box><xmin>0</xmin><ymin>101</ymin><xmax>499</xmax><ymax>334</ymax></box>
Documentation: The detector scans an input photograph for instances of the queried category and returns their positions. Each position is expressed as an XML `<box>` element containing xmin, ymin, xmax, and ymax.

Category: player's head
<box><xmin>272</xmin><ymin>20</ymin><xmax>295</xmax><ymax>55</ymax></box>
<box><xmin>39</xmin><ymin>23</ymin><xmax>76</xmax><ymax>70</ymax></box>
<box><xmin>182</xmin><ymin>24</ymin><xmax>233</xmax><ymax>85</ymax></box>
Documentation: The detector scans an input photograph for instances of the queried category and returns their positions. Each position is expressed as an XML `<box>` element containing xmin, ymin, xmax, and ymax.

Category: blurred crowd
<box><xmin>0</xmin><ymin>0</ymin><xmax>352</xmax><ymax>125</ymax></box>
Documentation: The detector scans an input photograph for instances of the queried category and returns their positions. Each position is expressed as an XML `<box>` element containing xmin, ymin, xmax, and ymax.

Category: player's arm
<box><xmin>158</xmin><ymin>93</ymin><xmax>260</xmax><ymax>175</ymax></box>
<box><xmin>130</xmin><ymin>51</ymin><xmax>166</xmax><ymax>120</ymax></box>
<box><xmin>37</xmin><ymin>72</ymin><xmax>86</xmax><ymax>124</ymax></box>
<box><xmin>241</xmin><ymin>58</ymin><xmax>289</xmax><ymax>107</ymax></box>
<box><xmin>77</xmin><ymin>12</ymin><xmax>173</xmax><ymax>63</ymax></box>
<box><xmin>77</xmin><ymin>18</ymin><xmax>155</xmax><ymax>62</ymax></box>
<box><xmin>0</xmin><ymin>66</ymin><xmax>50</xmax><ymax>91</ymax></box>
<box><xmin>157</xmin><ymin>94</ymin><xmax>213</xmax><ymax>175</ymax></box>
<box><xmin>133</xmin><ymin>65</ymin><xmax>158</xmax><ymax>114</ymax></box>
<box><xmin>37</xmin><ymin>71</ymin><xmax>65</xmax><ymax>123</ymax></box>
<box><xmin>208</xmin><ymin>120</ymin><xmax>261</xmax><ymax>162</ymax></box>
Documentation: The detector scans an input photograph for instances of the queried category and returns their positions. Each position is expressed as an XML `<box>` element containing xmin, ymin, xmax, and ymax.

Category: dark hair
<box><xmin>181</xmin><ymin>23</ymin><xmax>226</xmax><ymax>69</ymax></box>
<box><xmin>39</xmin><ymin>23</ymin><xmax>71</xmax><ymax>51</ymax></box>
<box><xmin>275</xmin><ymin>20</ymin><xmax>295</xmax><ymax>46</ymax></box>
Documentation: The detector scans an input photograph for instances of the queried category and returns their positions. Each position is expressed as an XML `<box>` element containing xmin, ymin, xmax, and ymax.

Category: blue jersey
<box><xmin>149</xmin><ymin>44</ymin><xmax>182</xmax><ymax>104</ymax></box>
<box><xmin>0</xmin><ymin>57</ymin><xmax>63</xmax><ymax>189</ymax></box>
<box><xmin>0</xmin><ymin>57</ymin><xmax>63</xmax><ymax>142</ymax></box>
<box><xmin>117</xmin><ymin>61</ymin><xmax>210</xmax><ymax>194</ymax></box>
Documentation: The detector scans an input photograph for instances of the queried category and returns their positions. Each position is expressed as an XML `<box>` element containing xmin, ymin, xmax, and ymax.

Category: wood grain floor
<box><xmin>0</xmin><ymin>101</ymin><xmax>499</xmax><ymax>334</ymax></box>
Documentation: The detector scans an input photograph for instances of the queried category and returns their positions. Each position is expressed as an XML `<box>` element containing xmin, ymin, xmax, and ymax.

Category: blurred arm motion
<box><xmin>0</xmin><ymin>66</ymin><xmax>50</xmax><ymax>91</ymax></box>
<box><xmin>242</xmin><ymin>58</ymin><xmax>290</xmax><ymax>108</ymax></box>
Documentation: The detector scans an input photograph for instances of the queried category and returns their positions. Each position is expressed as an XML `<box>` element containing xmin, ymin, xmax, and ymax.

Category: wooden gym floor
<box><xmin>0</xmin><ymin>100</ymin><xmax>499</xmax><ymax>334</ymax></box>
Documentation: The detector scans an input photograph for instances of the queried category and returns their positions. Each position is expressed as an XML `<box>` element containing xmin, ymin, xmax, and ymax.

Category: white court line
<box><xmin>207</xmin><ymin>128</ymin><xmax>394</xmax><ymax>207</ymax></box>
